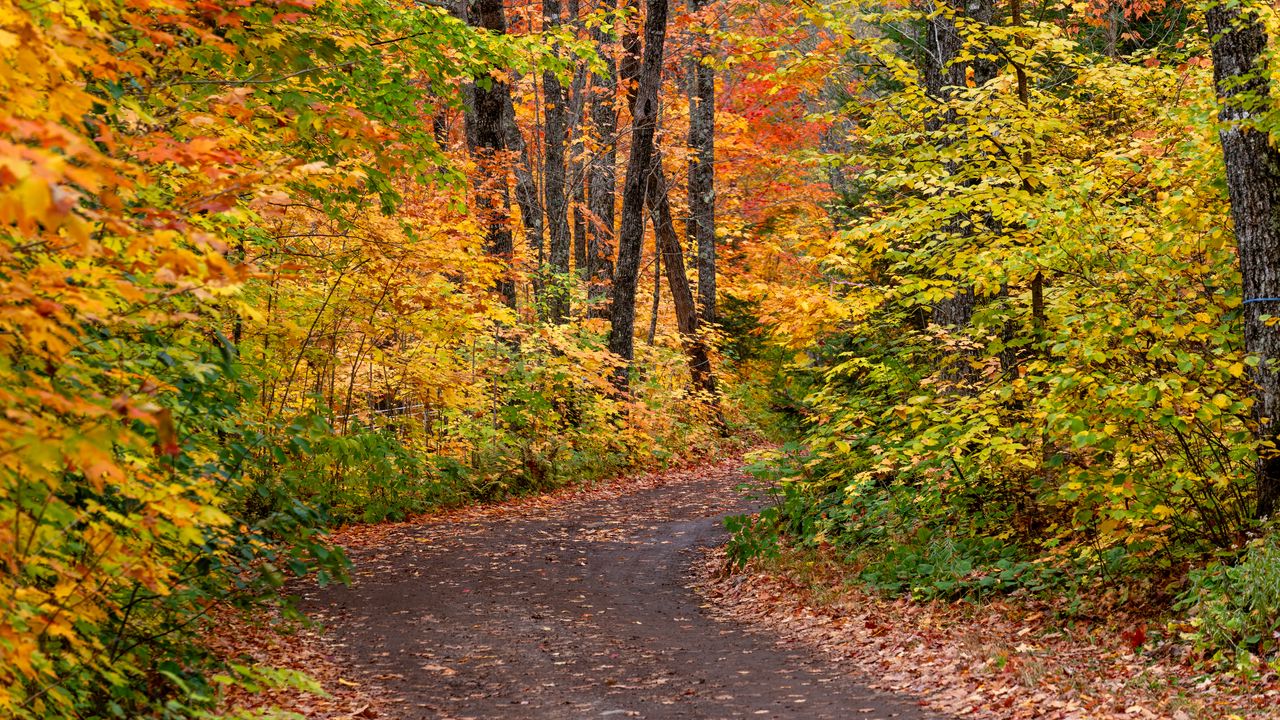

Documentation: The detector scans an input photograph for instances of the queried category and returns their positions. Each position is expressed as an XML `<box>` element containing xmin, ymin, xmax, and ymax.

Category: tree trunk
<box><xmin>607</xmin><ymin>0</ymin><xmax>669</xmax><ymax>388</ymax></box>
<box><xmin>468</xmin><ymin>0</ymin><xmax>515</xmax><ymax>308</ymax></box>
<box><xmin>453</xmin><ymin>0</ymin><xmax>480</xmax><ymax>152</ymax></box>
<box><xmin>922</xmin><ymin>0</ymin><xmax>969</xmax><ymax>329</ymax></box>
<box><xmin>543</xmin><ymin>0</ymin><xmax>572</xmax><ymax>322</ymax></box>
<box><xmin>647</xmin><ymin>231</ymin><xmax>660</xmax><ymax>345</ymax></box>
<box><xmin>919</xmin><ymin>0</ymin><xmax>963</xmax><ymax>112</ymax></box>
<box><xmin>1207</xmin><ymin>2</ymin><xmax>1280</xmax><ymax>519</ymax></box>
<box><xmin>687</xmin><ymin>0</ymin><xmax>716</xmax><ymax>324</ymax></box>
<box><xmin>433</xmin><ymin>112</ymin><xmax>449</xmax><ymax>148</ymax></box>
<box><xmin>648</xmin><ymin>150</ymin><xmax>718</xmax><ymax>399</ymax></box>
<box><xmin>1011</xmin><ymin>0</ymin><xmax>1046</xmax><ymax>337</ymax></box>
<box><xmin>572</xmin><ymin>123</ymin><xmax>589</xmax><ymax>284</ymax></box>
<box><xmin>586</xmin><ymin>7</ymin><xmax>619</xmax><ymax>318</ymax></box>
<box><xmin>569</xmin><ymin>0</ymin><xmax>589</xmax><ymax>281</ymax></box>
<box><xmin>921</xmin><ymin>0</ymin><xmax>994</xmax><ymax>330</ymax></box>
<box><xmin>620</xmin><ymin>0</ymin><xmax>644</xmax><ymax>113</ymax></box>
<box><xmin>502</xmin><ymin>82</ymin><xmax>545</xmax><ymax>264</ymax></box>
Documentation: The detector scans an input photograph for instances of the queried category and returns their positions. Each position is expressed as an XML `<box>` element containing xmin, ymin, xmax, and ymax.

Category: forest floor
<box><xmin>216</xmin><ymin>455</ymin><xmax>1277</xmax><ymax>719</ymax></box>
<box><xmin>698</xmin><ymin>550</ymin><xmax>1279</xmax><ymax>720</ymax></box>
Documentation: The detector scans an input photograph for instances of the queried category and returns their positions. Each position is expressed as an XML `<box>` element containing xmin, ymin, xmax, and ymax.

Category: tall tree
<box><xmin>649</xmin><ymin>149</ymin><xmax>718</xmax><ymax>399</ymax></box>
<box><xmin>544</xmin><ymin>0</ymin><xmax>573</xmax><ymax>322</ymax></box>
<box><xmin>570</xmin><ymin>77</ymin><xmax>590</xmax><ymax>282</ymax></box>
<box><xmin>1207</xmin><ymin>0</ymin><xmax>1280</xmax><ymax>519</ymax></box>
<box><xmin>1010</xmin><ymin>0</ymin><xmax>1045</xmax><ymax>335</ymax></box>
<box><xmin>453</xmin><ymin>0</ymin><xmax>480</xmax><ymax>152</ymax></box>
<box><xmin>920</xmin><ymin>0</ymin><xmax>995</xmax><ymax>330</ymax></box>
<box><xmin>502</xmin><ymin>83</ymin><xmax>545</xmax><ymax>265</ymax></box>
<box><xmin>620</xmin><ymin>0</ymin><xmax>644</xmax><ymax>110</ymax></box>
<box><xmin>568</xmin><ymin>0</ymin><xmax>590</xmax><ymax>280</ymax></box>
<box><xmin>687</xmin><ymin>0</ymin><xmax>717</xmax><ymax>323</ymax></box>
<box><xmin>608</xmin><ymin>0</ymin><xmax>670</xmax><ymax>386</ymax></box>
<box><xmin>647</xmin><ymin>228</ymin><xmax>662</xmax><ymax>345</ymax></box>
<box><xmin>467</xmin><ymin>0</ymin><xmax>515</xmax><ymax>307</ymax></box>
<box><xmin>586</xmin><ymin>1</ymin><xmax>620</xmax><ymax>317</ymax></box>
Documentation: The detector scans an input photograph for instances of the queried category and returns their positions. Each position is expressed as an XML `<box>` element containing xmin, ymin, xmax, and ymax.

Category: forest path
<box><xmin>301</xmin><ymin>457</ymin><xmax>941</xmax><ymax>720</ymax></box>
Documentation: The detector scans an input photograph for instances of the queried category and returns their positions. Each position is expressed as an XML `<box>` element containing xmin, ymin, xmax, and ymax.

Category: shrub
<box><xmin>1176</xmin><ymin>535</ymin><xmax>1280</xmax><ymax>664</ymax></box>
<box><xmin>860</xmin><ymin>530</ymin><xmax>1063</xmax><ymax>601</ymax></box>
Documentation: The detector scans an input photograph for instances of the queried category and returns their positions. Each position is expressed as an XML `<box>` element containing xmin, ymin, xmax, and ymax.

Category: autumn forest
<box><xmin>6</xmin><ymin>0</ymin><xmax>1280</xmax><ymax>717</ymax></box>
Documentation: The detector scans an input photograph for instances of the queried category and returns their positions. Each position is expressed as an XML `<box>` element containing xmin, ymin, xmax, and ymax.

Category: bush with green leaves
<box><xmin>1176</xmin><ymin>534</ymin><xmax>1280</xmax><ymax>664</ymax></box>
<box><xmin>860</xmin><ymin>529</ymin><xmax>1064</xmax><ymax>601</ymax></box>
<box><xmin>724</xmin><ymin>0</ymin><xmax>1268</xmax><ymax>616</ymax></box>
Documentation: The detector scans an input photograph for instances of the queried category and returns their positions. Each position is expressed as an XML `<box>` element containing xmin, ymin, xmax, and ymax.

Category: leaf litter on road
<box><xmin>694</xmin><ymin>546</ymin><xmax>1280</xmax><ymax>720</ymax></box>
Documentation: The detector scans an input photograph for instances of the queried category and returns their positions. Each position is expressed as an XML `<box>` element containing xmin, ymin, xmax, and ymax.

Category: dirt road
<box><xmin>302</xmin><ymin>458</ymin><xmax>940</xmax><ymax>719</ymax></box>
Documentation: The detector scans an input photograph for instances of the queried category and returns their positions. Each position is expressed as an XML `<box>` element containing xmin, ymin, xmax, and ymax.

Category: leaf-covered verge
<box><xmin>204</xmin><ymin>608</ymin><xmax>391</xmax><ymax>720</ymax></box>
<box><xmin>698</xmin><ymin>545</ymin><xmax>1280</xmax><ymax>719</ymax></box>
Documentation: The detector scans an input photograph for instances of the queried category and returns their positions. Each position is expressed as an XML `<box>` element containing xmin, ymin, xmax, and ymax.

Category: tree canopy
<box><xmin>5</xmin><ymin>0</ymin><xmax>1280</xmax><ymax>715</ymax></box>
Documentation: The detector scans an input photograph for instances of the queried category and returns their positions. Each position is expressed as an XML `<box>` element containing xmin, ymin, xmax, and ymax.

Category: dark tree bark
<box><xmin>920</xmin><ymin>0</ymin><xmax>994</xmax><ymax>330</ymax></box>
<box><xmin>1208</xmin><ymin>2</ymin><xmax>1280</xmax><ymax>519</ymax></box>
<box><xmin>647</xmin><ymin>231</ymin><xmax>661</xmax><ymax>345</ymax></box>
<box><xmin>569</xmin><ymin>0</ymin><xmax>589</xmax><ymax>281</ymax></box>
<box><xmin>608</xmin><ymin>0</ymin><xmax>669</xmax><ymax>388</ymax></box>
<box><xmin>433</xmin><ymin>112</ymin><xmax>449</xmax><ymax>148</ymax></box>
<box><xmin>920</xmin><ymin>0</ymin><xmax>964</xmax><ymax>103</ymax></box>
<box><xmin>922</xmin><ymin>0</ymin><xmax>969</xmax><ymax>329</ymax></box>
<box><xmin>571</xmin><ymin>98</ymin><xmax>589</xmax><ymax>282</ymax></box>
<box><xmin>452</xmin><ymin>1</ymin><xmax>479</xmax><ymax>151</ymax></box>
<box><xmin>502</xmin><ymin>83</ymin><xmax>545</xmax><ymax>263</ymax></box>
<box><xmin>468</xmin><ymin>0</ymin><xmax>515</xmax><ymax>308</ymax></box>
<box><xmin>586</xmin><ymin>7</ymin><xmax>620</xmax><ymax>318</ymax></box>
<box><xmin>648</xmin><ymin>150</ymin><xmax>718</xmax><ymax>400</ymax></box>
<box><xmin>620</xmin><ymin>0</ymin><xmax>644</xmax><ymax>112</ymax></box>
<box><xmin>463</xmin><ymin>89</ymin><xmax>479</xmax><ymax>152</ymax></box>
<box><xmin>544</xmin><ymin>0</ymin><xmax>572</xmax><ymax>322</ymax></box>
<box><xmin>1010</xmin><ymin>0</ymin><xmax>1046</xmax><ymax>337</ymax></box>
<box><xmin>687</xmin><ymin>0</ymin><xmax>716</xmax><ymax>324</ymax></box>
<box><xmin>573</xmin><ymin>172</ymin><xmax>588</xmax><ymax>285</ymax></box>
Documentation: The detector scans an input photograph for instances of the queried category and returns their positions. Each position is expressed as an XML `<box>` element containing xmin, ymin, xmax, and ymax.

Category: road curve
<box><xmin>301</xmin><ymin>459</ymin><xmax>942</xmax><ymax>720</ymax></box>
